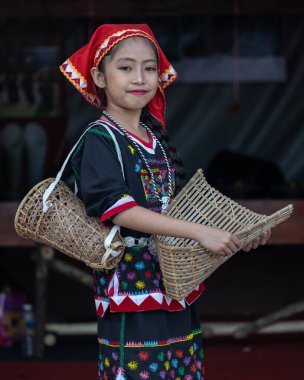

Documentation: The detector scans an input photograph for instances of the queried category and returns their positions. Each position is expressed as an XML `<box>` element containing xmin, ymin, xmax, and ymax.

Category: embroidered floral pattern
<box><xmin>139</xmin><ymin>371</ymin><xmax>150</xmax><ymax>379</ymax></box>
<box><xmin>127</xmin><ymin>361</ymin><xmax>138</xmax><ymax>370</ymax></box>
<box><xmin>136</xmin><ymin>156</ymin><xmax>175</xmax><ymax>208</ymax></box>
<box><xmin>135</xmin><ymin>261</ymin><xmax>145</xmax><ymax>270</ymax></box>
<box><xmin>139</xmin><ymin>351</ymin><xmax>150</xmax><ymax>361</ymax></box>
<box><xmin>124</xmin><ymin>253</ymin><xmax>133</xmax><ymax>262</ymax></box>
<box><xmin>98</xmin><ymin>341</ymin><xmax>205</xmax><ymax>379</ymax></box>
<box><xmin>136</xmin><ymin>280</ymin><xmax>146</xmax><ymax>289</ymax></box>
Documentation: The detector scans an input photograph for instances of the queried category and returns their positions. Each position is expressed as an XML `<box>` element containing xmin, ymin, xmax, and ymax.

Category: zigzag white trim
<box><xmin>95</xmin><ymin>299</ymin><xmax>110</xmax><ymax>314</ymax></box>
<box><xmin>95</xmin><ymin>299</ymin><xmax>101</xmax><ymax>309</ymax></box>
<box><xmin>129</xmin><ymin>294</ymin><xmax>149</xmax><ymax>306</ymax></box>
<box><xmin>111</xmin><ymin>292</ymin><xmax>184</xmax><ymax>307</ymax></box>
<box><xmin>149</xmin><ymin>293</ymin><xmax>163</xmax><ymax>304</ymax></box>
<box><xmin>96</xmin><ymin>29</ymin><xmax>150</xmax><ymax>60</ymax></box>
<box><xmin>64</xmin><ymin>62</ymin><xmax>87</xmax><ymax>90</ymax></box>
<box><xmin>111</xmin><ymin>296</ymin><xmax>125</xmax><ymax>306</ymax></box>
<box><xmin>160</xmin><ymin>66</ymin><xmax>176</xmax><ymax>82</ymax></box>
<box><xmin>95</xmin><ymin>283</ymin><xmax>205</xmax><ymax>316</ymax></box>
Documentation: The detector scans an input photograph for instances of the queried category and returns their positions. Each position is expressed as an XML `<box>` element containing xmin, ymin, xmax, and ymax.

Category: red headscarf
<box><xmin>60</xmin><ymin>24</ymin><xmax>177</xmax><ymax>128</ymax></box>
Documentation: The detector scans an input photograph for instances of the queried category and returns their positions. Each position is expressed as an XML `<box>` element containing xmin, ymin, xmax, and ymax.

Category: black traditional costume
<box><xmin>61</xmin><ymin>24</ymin><xmax>206</xmax><ymax>380</ymax></box>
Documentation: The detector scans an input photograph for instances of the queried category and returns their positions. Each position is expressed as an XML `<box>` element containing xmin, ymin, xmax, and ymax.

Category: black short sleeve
<box><xmin>71</xmin><ymin>128</ymin><xmax>137</xmax><ymax>221</ymax></box>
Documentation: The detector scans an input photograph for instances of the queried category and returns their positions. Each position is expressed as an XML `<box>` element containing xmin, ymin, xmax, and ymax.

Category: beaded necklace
<box><xmin>103</xmin><ymin>111</ymin><xmax>173</xmax><ymax>211</ymax></box>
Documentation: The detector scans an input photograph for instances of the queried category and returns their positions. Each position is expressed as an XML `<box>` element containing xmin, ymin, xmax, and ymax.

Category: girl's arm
<box><xmin>112</xmin><ymin>205</ymin><xmax>240</xmax><ymax>256</ymax></box>
<box><xmin>113</xmin><ymin>206</ymin><xmax>271</xmax><ymax>255</ymax></box>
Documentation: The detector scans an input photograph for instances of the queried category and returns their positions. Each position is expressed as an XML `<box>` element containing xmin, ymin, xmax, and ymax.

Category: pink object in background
<box><xmin>0</xmin><ymin>291</ymin><xmax>26</xmax><ymax>346</ymax></box>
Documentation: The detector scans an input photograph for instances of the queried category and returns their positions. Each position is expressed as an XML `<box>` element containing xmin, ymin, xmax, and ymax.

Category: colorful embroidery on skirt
<box><xmin>98</xmin><ymin>343</ymin><xmax>205</xmax><ymax>379</ymax></box>
<box><xmin>98</xmin><ymin>324</ymin><xmax>204</xmax><ymax>379</ymax></box>
<box><xmin>98</xmin><ymin>328</ymin><xmax>202</xmax><ymax>348</ymax></box>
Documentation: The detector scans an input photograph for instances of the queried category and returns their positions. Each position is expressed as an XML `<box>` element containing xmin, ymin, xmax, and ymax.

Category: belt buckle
<box><xmin>138</xmin><ymin>237</ymin><xmax>147</xmax><ymax>247</ymax></box>
<box><xmin>124</xmin><ymin>236</ymin><xmax>148</xmax><ymax>248</ymax></box>
<box><xmin>124</xmin><ymin>237</ymin><xmax>135</xmax><ymax>247</ymax></box>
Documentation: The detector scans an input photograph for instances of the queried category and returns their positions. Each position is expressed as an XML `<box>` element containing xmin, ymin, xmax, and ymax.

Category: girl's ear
<box><xmin>91</xmin><ymin>67</ymin><xmax>106</xmax><ymax>89</ymax></box>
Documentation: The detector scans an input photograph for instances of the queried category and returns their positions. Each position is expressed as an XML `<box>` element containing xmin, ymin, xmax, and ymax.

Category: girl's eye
<box><xmin>146</xmin><ymin>66</ymin><xmax>157</xmax><ymax>71</ymax></box>
<box><xmin>119</xmin><ymin>66</ymin><xmax>132</xmax><ymax>71</ymax></box>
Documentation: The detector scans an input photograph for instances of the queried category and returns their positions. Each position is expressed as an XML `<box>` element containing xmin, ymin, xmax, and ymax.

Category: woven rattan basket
<box><xmin>14</xmin><ymin>178</ymin><xmax>125</xmax><ymax>270</ymax></box>
<box><xmin>155</xmin><ymin>169</ymin><xmax>293</xmax><ymax>300</ymax></box>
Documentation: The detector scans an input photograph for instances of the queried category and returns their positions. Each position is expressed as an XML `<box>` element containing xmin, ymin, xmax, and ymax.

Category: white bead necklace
<box><xmin>103</xmin><ymin>111</ymin><xmax>173</xmax><ymax>211</ymax></box>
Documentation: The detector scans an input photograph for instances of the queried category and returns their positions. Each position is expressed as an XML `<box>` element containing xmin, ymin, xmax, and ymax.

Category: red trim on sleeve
<box><xmin>100</xmin><ymin>201</ymin><xmax>138</xmax><ymax>222</ymax></box>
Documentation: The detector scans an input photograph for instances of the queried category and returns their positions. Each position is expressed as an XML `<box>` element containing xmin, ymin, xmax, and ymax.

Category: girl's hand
<box><xmin>242</xmin><ymin>229</ymin><xmax>271</xmax><ymax>252</ymax></box>
<box><xmin>195</xmin><ymin>225</ymin><xmax>240</xmax><ymax>257</ymax></box>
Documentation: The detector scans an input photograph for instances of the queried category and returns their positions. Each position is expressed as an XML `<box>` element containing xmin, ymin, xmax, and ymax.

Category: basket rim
<box><xmin>14</xmin><ymin>177</ymin><xmax>57</xmax><ymax>236</ymax></box>
<box><xmin>156</xmin><ymin>204</ymin><xmax>293</xmax><ymax>250</ymax></box>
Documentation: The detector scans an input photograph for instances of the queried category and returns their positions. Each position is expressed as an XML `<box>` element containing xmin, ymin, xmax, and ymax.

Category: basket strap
<box><xmin>104</xmin><ymin>225</ymin><xmax>122</xmax><ymax>257</ymax></box>
<box><xmin>94</xmin><ymin>123</ymin><xmax>124</xmax><ymax>253</ymax></box>
<box><xmin>73</xmin><ymin>121</ymin><xmax>125</xmax><ymax>195</ymax></box>
<box><xmin>42</xmin><ymin>121</ymin><xmax>124</xmax><ymax>212</ymax></box>
<box><xmin>99</xmin><ymin>122</ymin><xmax>125</xmax><ymax>180</ymax></box>
<box><xmin>42</xmin><ymin>120</ymin><xmax>125</xmax><ymax>258</ymax></box>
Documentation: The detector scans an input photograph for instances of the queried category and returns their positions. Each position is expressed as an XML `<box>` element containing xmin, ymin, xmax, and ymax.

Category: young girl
<box><xmin>60</xmin><ymin>24</ymin><xmax>269</xmax><ymax>380</ymax></box>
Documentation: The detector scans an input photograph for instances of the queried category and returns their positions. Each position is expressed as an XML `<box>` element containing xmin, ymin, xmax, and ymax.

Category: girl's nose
<box><xmin>132</xmin><ymin>68</ymin><xmax>144</xmax><ymax>85</ymax></box>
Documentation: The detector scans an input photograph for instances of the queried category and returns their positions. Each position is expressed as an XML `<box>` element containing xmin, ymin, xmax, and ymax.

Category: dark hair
<box><xmin>140</xmin><ymin>108</ymin><xmax>186</xmax><ymax>195</ymax></box>
<box><xmin>98</xmin><ymin>36</ymin><xmax>158</xmax><ymax>71</ymax></box>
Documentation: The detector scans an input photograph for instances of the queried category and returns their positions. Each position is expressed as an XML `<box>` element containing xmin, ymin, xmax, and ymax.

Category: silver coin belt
<box><xmin>124</xmin><ymin>236</ymin><xmax>157</xmax><ymax>256</ymax></box>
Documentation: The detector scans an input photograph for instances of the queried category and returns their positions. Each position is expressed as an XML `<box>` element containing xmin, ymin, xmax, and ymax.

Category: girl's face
<box><xmin>92</xmin><ymin>37</ymin><xmax>159</xmax><ymax>113</ymax></box>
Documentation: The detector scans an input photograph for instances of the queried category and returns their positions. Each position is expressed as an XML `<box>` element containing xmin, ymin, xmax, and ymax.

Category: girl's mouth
<box><xmin>128</xmin><ymin>90</ymin><xmax>148</xmax><ymax>96</ymax></box>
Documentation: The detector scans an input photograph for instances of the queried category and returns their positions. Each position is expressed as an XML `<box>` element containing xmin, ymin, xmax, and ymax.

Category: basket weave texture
<box><xmin>14</xmin><ymin>178</ymin><xmax>125</xmax><ymax>270</ymax></box>
<box><xmin>156</xmin><ymin>169</ymin><xmax>293</xmax><ymax>300</ymax></box>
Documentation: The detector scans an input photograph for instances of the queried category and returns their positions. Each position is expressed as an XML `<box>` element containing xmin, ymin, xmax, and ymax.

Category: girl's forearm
<box><xmin>112</xmin><ymin>205</ymin><xmax>200</xmax><ymax>241</ymax></box>
<box><xmin>113</xmin><ymin>206</ymin><xmax>241</xmax><ymax>257</ymax></box>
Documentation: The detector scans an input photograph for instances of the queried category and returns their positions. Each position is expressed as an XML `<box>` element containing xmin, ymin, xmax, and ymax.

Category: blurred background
<box><xmin>0</xmin><ymin>1</ymin><xmax>304</xmax><ymax>379</ymax></box>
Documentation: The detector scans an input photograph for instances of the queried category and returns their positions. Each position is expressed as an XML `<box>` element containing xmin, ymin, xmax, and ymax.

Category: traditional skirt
<box><xmin>97</xmin><ymin>303</ymin><xmax>205</xmax><ymax>379</ymax></box>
